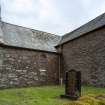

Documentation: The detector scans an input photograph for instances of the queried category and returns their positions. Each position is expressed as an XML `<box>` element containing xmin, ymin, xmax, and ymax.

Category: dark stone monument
<box><xmin>61</xmin><ymin>69</ymin><xmax>81</xmax><ymax>100</ymax></box>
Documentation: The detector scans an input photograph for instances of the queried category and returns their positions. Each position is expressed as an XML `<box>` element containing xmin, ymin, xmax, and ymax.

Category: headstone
<box><xmin>61</xmin><ymin>69</ymin><xmax>81</xmax><ymax>100</ymax></box>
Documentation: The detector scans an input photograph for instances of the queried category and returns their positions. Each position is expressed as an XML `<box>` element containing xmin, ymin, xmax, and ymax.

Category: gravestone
<box><xmin>61</xmin><ymin>69</ymin><xmax>81</xmax><ymax>100</ymax></box>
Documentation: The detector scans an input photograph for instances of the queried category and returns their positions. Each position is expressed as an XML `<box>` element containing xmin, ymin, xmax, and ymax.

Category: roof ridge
<box><xmin>64</xmin><ymin>13</ymin><xmax>105</xmax><ymax>38</ymax></box>
<box><xmin>1</xmin><ymin>20</ymin><xmax>60</xmax><ymax>37</ymax></box>
<box><xmin>58</xmin><ymin>12</ymin><xmax>105</xmax><ymax>45</ymax></box>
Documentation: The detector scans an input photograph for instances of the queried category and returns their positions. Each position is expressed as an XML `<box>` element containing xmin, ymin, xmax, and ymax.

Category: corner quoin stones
<box><xmin>61</xmin><ymin>69</ymin><xmax>81</xmax><ymax>100</ymax></box>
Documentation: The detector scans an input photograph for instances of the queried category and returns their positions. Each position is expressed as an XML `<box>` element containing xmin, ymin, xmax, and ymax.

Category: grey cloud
<box><xmin>1</xmin><ymin>0</ymin><xmax>105</xmax><ymax>35</ymax></box>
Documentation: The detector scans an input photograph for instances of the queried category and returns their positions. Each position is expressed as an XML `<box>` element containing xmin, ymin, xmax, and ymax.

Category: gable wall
<box><xmin>0</xmin><ymin>46</ymin><xmax>59</xmax><ymax>88</ymax></box>
<box><xmin>60</xmin><ymin>27</ymin><xmax>105</xmax><ymax>87</ymax></box>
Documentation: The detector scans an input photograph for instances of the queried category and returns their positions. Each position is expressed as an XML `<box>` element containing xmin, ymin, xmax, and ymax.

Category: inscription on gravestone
<box><xmin>61</xmin><ymin>69</ymin><xmax>81</xmax><ymax>100</ymax></box>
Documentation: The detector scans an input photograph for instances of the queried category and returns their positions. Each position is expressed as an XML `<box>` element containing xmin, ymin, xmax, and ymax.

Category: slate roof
<box><xmin>0</xmin><ymin>21</ymin><xmax>61</xmax><ymax>53</ymax></box>
<box><xmin>58</xmin><ymin>13</ymin><xmax>105</xmax><ymax>46</ymax></box>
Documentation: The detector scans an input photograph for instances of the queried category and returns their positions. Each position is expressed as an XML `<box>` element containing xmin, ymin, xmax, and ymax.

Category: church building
<box><xmin>1</xmin><ymin>5</ymin><xmax>105</xmax><ymax>88</ymax></box>
<box><xmin>57</xmin><ymin>13</ymin><xmax>105</xmax><ymax>87</ymax></box>
<box><xmin>0</xmin><ymin>7</ymin><xmax>61</xmax><ymax>88</ymax></box>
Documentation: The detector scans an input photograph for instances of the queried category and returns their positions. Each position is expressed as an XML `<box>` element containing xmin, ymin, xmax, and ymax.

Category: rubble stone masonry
<box><xmin>61</xmin><ymin>27</ymin><xmax>105</xmax><ymax>87</ymax></box>
<box><xmin>0</xmin><ymin>46</ymin><xmax>59</xmax><ymax>88</ymax></box>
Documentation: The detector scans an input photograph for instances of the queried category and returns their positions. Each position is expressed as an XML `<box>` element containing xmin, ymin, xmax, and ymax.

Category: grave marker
<box><xmin>61</xmin><ymin>69</ymin><xmax>81</xmax><ymax>100</ymax></box>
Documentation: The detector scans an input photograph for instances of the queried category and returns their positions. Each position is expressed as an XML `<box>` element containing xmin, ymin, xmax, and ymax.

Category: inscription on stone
<box><xmin>61</xmin><ymin>69</ymin><xmax>81</xmax><ymax>100</ymax></box>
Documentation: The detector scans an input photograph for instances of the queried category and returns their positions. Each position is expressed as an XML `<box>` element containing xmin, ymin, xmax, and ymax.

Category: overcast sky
<box><xmin>1</xmin><ymin>0</ymin><xmax>105</xmax><ymax>35</ymax></box>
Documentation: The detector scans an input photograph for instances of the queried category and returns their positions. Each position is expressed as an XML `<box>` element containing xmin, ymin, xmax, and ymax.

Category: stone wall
<box><xmin>61</xmin><ymin>27</ymin><xmax>105</xmax><ymax>87</ymax></box>
<box><xmin>0</xmin><ymin>46</ymin><xmax>59</xmax><ymax>88</ymax></box>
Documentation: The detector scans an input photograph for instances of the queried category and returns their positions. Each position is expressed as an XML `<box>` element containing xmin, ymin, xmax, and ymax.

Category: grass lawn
<box><xmin>0</xmin><ymin>86</ymin><xmax>105</xmax><ymax>105</ymax></box>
